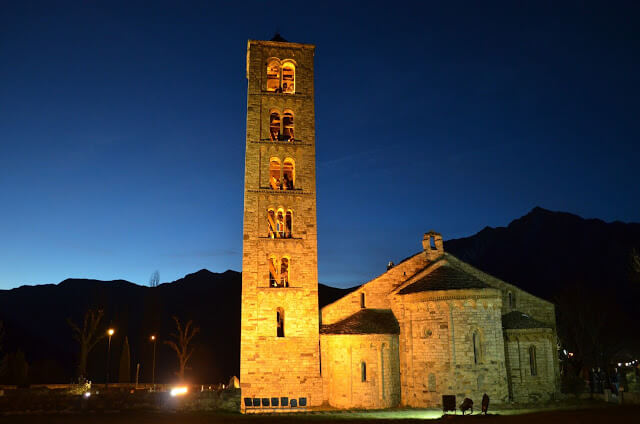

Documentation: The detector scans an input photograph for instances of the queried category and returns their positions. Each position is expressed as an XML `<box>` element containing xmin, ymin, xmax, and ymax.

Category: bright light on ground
<box><xmin>170</xmin><ymin>386</ymin><xmax>188</xmax><ymax>397</ymax></box>
<box><xmin>83</xmin><ymin>392</ymin><xmax>91</xmax><ymax>398</ymax></box>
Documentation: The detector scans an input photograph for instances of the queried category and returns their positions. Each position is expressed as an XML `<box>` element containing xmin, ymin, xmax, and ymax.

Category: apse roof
<box><xmin>398</xmin><ymin>264</ymin><xmax>490</xmax><ymax>295</ymax></box>
<box><xmin>502</xmin><ymin>311</ymin><xmax>553</xmax><ymax>330</ymax></box>
<box><xmin>320</xmin><ymin>309</ymin><xmax>400</xmax><ymax>335</ymax></box>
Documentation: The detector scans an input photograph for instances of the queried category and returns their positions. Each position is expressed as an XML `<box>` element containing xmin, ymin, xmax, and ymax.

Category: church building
<box><xmin>240</xmin><ymin>36</ymin><xmax>559</xmax><ymax>412</ymax></box>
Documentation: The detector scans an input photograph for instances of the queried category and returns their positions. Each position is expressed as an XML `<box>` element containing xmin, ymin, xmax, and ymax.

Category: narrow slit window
<box><xmin>473</xmin><ymin>331</ymin><xmax>481</xmax><ymax>365</ymax></box>
<box><xmin>529</xmin><ymin>345</ymin><xmax>537</xmax><ymax>376</ymax></box>
<box><xmin>270</xmin><ymin>111</ymin><xmax>281</xmax><ymax>141</ymax></box>
<box><xmin>282</xmin><ymin>158</ymin><xmax>294</xmax><ymax>190</ymax></box>
<box><xmin>280</xmin><ymin>258</ymin><xmax>289</xmax><ymax>287</ymax></box>
<box><xmin>282</xmin><ymin>63</ymin><xmax>295</xmax><ymax>93</ymax></box>
<box><xmin>276</xmin><ymin>308</ymin><xmax>285</xmax><ymax>337</ymax></box>
<box><xmin>283</xmin><ymin>110</ymin><xmax>294</xmax><ymax>141</ymax></box>
<box><xmin>361</xmin><ymin>362</ymin><xmax>367</xmax><ymax>382</ymax></box>
<box><xmin>267</xmin><ymin>61</ymin><xmax>281</xmax><ymax>92</ymax></box>
<box><xmin>360</xmin><ymin>292</ymin><xmax>366</xmax><ymax>309</ymax></box>
<box><xmin>269</xmin><ymin>158</ymin><xmax>281</xmax><ymax>190</ymax></box>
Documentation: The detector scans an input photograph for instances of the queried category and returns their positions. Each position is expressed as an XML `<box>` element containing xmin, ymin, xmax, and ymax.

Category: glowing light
<box><xmin>619</xmin><ymin>363</ymin><xmax>623</xmax><ymax>366</ymax></box>
<box><xmin>170</xmin><ymin>386</ymin><xmax>188</xmax><ymax>397</ymax></box>
<box><xmin>568</xmin><ymin>352</ymin><xmax>574</xmax><ymax>358</ymax></box>
<box><xmin>108</xmin><ymin>328</ymin><xmax>115</xmax><ymax>336</ymax></box>
<box><xmin>151</xmin><ymin>335</ymin><xmax>156</xmax><ymax>341</ymax></box>
<box><xmin>83</xmin><ymin>392</ymin><xmax>91</xmax><ymax>398</ymax></box>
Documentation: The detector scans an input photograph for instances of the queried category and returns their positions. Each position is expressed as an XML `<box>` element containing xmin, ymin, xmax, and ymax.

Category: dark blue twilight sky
<box><xmin>1</xmin><ymin>1</ymin><xmax>639</xmax><ymax>289</ymax></box>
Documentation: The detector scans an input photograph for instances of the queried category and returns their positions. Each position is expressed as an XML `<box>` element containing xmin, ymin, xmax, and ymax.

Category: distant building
<box><xmin>240</xmin><ymin>36</ymin><xmax>558</xmax><ymax>412</ymax></box>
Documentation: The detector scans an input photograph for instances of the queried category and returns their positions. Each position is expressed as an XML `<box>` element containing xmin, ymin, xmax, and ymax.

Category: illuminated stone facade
<box><xmin>241</xmin><ymin>38</ymin><xmax>558</xmax><ymax>411</ymax></box>
<box><xmin>240</xmin><ymin>38</ymin><xmax>322</xmax><ymax>410</ymax></box>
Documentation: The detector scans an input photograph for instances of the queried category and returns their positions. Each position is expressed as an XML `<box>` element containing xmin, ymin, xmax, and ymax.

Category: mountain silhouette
<box><xmin>0</xmin><ymin>270</ymin><xmax>355</xmax><ymax>384</ymax></box>
<box><xmin>445</xmin><ymin>207</ymin><xmax>640</xmax><ymax>301</ymax></box>
<box><xmin>1</xmin><ymin>207</ymin><xmax>638</xmax><ymax>384</ymax></box>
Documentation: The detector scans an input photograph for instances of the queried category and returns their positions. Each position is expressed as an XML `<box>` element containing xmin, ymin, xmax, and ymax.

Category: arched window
<box><xmin>276</xmin><ymin>307</ymin><xmax>285</xmax><ymax>337</ymax></box>
<box><xmin>529</xmin><ymin>345</ymin><xmax>537</xmax><ymax>376</ymax></box>
<box><xmin>283</xmin><ymin>110</ymin><xmax>294</xmax><ymax>141</ymax></box>
<box><xmin>269</xmin><ymin>110</ymin><xmax>281</xmax><ymax>141</ymax></box>
<box><xmin>276</xmin><ymin>209</ymin><xmax>285</xmax><ymax>237</ymax></box>
<box><xmin>360</xmin><ymin>292</ymin><xmax>366</xmax><ymax>309</ymax></box>
<box><xmin>269</xmin><ymin>158</ymin><xmax>281</xmax><ymax>190</ymax></box>
<box><xmin>280</xmin><ymin>257</ymin><xmax>289</xmax><ymax>287</ymax></box>
<box><xmin>472</xmin><ymin>331</ymin><xmax>481</xmax><ymax>365</ymax></box>
<box><xmin>267</xmin><ymin>209</ymin><xmax>277</xmax><ymax>238</ymax></box>
<box><xmin>282</xmin><ymin>158</ymin><xmax>295</xmax><ymax>190</ymax></box>
<box><xmin>361</xmin><ymin>362</ymin><xmax>367</xmax><ymax>382</ymax></box>
<box><xmin>269</xmin><ymin>256</ymin><xmax>278</xmax><ymax>287</ymax></box>
<box><xmin>282</xmin><ymin>62</ymin><xmax>295</xmax><ymax>93</ymax></box>
<box><xmin>266</xmin><ymin>61</ymin><xmax>281</xmax><ymax>92</ymax></box>
<box><xmin>285</xmin><ymin>210</ymin><xmax>293</xmax><ymax>238</ymax></box>
<box><xmin>269</xmin><ymin>256</ymin><xmax>290</xmax><ymax>288</ymax></box>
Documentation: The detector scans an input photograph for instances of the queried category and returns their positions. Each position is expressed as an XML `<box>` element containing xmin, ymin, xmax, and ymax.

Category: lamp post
<box><xmin>150</xmin><ymin>335</ymin><xmax>157</xmax><ymax>391</ymax></box>
<box><xmin>106</xmin><ymin>328</ymin><xmax>114</xmax><ymax>388</ymax></box>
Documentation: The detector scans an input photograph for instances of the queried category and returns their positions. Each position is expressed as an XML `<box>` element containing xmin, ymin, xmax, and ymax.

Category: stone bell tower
<box><xmin>240</xmin><ymin>36</ymin><xmax>321</xmax><ymax>410</ymax></box>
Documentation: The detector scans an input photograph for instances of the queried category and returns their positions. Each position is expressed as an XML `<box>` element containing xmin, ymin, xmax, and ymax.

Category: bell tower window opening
<box><xmin>280</xmin><ymin>257</ymin><xmax>289</xmax><ymax>287</ymax></box>
<box><xmin>266</xmin><ymin>61</ymin><xmax>281</xmax><ymax>92</ymax></box>
<box><xmin>268</xmin><ymin>209</ymin><xmax>277</xmax><ymax>238</ymax></box>
<box><xmin>283</xmin><ymin>158</ymin><xmax>295</xmax><ymax>190</ymax></box>
<box><xmin>361</xmin><ymin>362</ymin><xmax>367</xmax><ymax>382</ymax></box>
<box><xmin>282</xmin><ymin>62</ymin><xmax>295</xmax><ymax>93</ymax></box>
<box><xmin>269</xmin><ymin>256</ymin><xmax>279</xmax><ymax>287</ymax></box>
<box><xmin>285</xmin><ymin>210</ymin><xmax>293</xmax><ymax>238</ymax></box>
<box><xmin>269</xmin><ymin>158</ymin><xmax>281</xmax><ymax>190</ymax></box>
<box><xmin>283</xmin><ymin>110</ymin><xmax>294</xmax><ymax>141</ymax></box>
<box><xmin>270</xmin><ymin>110</ymin><xmax>281</xmax><ymax>141</ymax></box>
<box><xmin>276</xmin><ymin>209</ymin><xmax>285</xmax><ymax>237</ymax></box>
<box><xmin>276</xmin><ymin>308</ymin><xmax>285</xmax><ymax>338</ymax></box>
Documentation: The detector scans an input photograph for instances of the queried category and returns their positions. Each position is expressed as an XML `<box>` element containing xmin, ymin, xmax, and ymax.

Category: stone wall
<box><xmin>320</xmin><ymin>334</ymin><xmax>400</xmax><ymax>409</ymax></box>
<box><xmin>445</xmin><ymin>253</ymin><xmax>560</xmax><ymax>398</ymax></box>
<box><xmin>241</xmin><ymin>39</ymin><xmax>322</xmax><ymax>411</ymax></box>
<box><xmin>391</xmin><ymin>288</ymin><xmax>509</xmax><ymax>407</ymax></box>
<box><xmin>504</xmin><ymin>329</ymin><xmax>556</xmax><ymax>402</ymax></box>
<box><xmin>321</xmin><ymin>252</ymin><xmax>429</xmax><ymax>325</ymax></box>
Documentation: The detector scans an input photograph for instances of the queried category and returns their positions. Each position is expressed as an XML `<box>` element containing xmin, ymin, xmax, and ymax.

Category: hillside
<box><xmin>445</xmin><ymin>206</ymin><xmax>640</xmax><ymax>301</ymax></box>
<box><xmin>0</xmin><ymin>270</ymin><xmax>355</xmax><ymax>385</ymax></box>
<box><xmin>1</xmin><ymin>206</ymin><xmax>639</xmax><ymax>384</ymax></box>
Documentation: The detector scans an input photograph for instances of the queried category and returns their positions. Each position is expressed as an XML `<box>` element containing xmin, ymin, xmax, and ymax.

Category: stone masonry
<box><xmin>240</xmin><ymin>37</ymin><xmax>559</xmax><ymax>412</ymax></box>
<box><xmin>240</xmin><ymin>38</ymin><xmax>322</xmax><ymax>411</ymax></box>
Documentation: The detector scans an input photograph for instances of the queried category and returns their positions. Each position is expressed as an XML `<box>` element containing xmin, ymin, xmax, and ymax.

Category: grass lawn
<box><xmin>1</xmin><ymin>404</ymin><xmax>639</xmax><ymax>424</ymax></box>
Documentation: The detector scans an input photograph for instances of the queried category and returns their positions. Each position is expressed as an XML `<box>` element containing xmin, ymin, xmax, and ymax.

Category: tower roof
<box><xmin>270</xmin><ymin>32</ymin><xmax>288</xmax><ymax>42</ymax></box>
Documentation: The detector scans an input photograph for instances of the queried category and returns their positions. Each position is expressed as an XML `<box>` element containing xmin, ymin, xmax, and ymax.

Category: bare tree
<box><xmin>164</xmin><ymin>316</ymin><xmax>199</xmax><ymax>381</ymax></box>
<box><xmin>67</xmin><ymin>309</ymin><xmax>106</xmax><ymax>380</ymax></box>
<box><xmin>149</xmin><ymin>270</ymin><xmax>160</xmax><ymax>288</ymax></box>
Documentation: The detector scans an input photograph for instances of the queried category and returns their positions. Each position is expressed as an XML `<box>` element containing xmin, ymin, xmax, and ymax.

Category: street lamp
<box><xmin>150</xmin><ymin>335</ymin><xmax>157</xmax><ymax>391</ymax></box>
<box><xmin>106</xmin><ymin>328</ymin><xmax>115</xmax><ymax>388</ymax></box>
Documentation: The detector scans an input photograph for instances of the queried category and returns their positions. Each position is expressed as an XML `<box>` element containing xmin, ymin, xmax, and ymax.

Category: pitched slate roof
<box><xmin>398</xmin><ymin>264</ymin><xmax>490</xmax><ymax>295</ymax></box>
<box><xmin>502</xmin><ymin>311</ymin><xmax>552</xmax><ymax>330</ymax></box>
<box><xmin>320</xmin><ymin>309</ymin><xmax>400</xmax><ymax>335</ymax></box>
